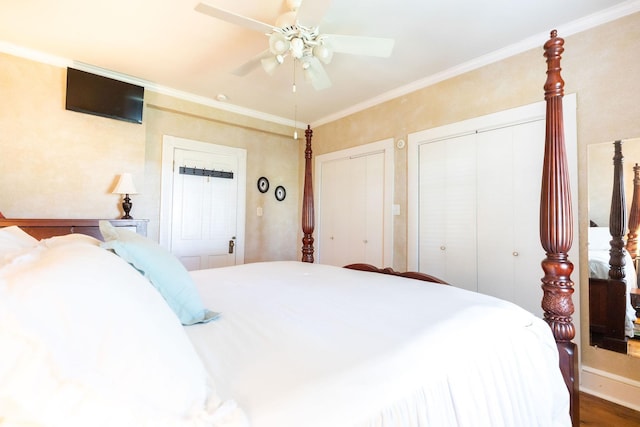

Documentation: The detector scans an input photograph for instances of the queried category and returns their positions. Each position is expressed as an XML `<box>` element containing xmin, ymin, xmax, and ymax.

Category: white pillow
<box><xmin>0</xmin><ymin>243</ymin><xmax>247</xmax><ymax>427</ymax></box>
<box><xmin>40</xmin><ymin>232</ymin><xmax>102</xmax><ymax>248</ymax></box>
<box><xmin>0</xmin><ymin>226</ymin><xmax>38</xmax><ymax>265</ymax></box>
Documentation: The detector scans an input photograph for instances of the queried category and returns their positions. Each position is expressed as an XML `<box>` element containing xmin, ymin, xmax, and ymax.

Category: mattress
<box><xmin>186</xmin><ymin>261</ymin><xmax>570</xmax><ymax>427</ymax></box>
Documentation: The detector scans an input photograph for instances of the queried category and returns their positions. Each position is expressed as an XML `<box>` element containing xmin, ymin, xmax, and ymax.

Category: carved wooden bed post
<box><xmin>301</xmin><ymin>125</ymin><xmax>315</xmax><ymax>263</ymax></box>
<box><xmin>626</xmin><ymin>162</ymin><xmax>640</xmax><ymax>263</ymax></box>
<box><xmin>540</xmin><ymin>30</ymin><xmax>579</xmax><ymax>426</ymax></box>
<box><xmin>609</xmin><ymin>140</ymin><xmax>627</xmax><ymax>280</ymax></box>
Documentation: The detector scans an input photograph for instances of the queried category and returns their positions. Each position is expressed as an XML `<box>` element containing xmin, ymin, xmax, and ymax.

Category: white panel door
<box><xmin>171</xmin><ymin>147</ymin><xmax>239</xmax><ymax>270</ymax></box>
<box><xmin>418</xmin><ymin>134</ymin><xmax>477</xmax><ymax>291</ymax></box>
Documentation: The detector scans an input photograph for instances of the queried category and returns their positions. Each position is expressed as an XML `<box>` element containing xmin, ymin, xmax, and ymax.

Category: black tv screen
<box><xmin>65</xmin><ymin>68</ymin><xmax>144</xmax><ymax>124</ymax></box>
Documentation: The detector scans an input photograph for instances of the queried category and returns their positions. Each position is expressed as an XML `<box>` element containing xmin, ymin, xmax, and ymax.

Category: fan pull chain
<box><xmin>293</xmin><ymin>58</ymin><xmax>298</xmax><ymax>140</ymax></box>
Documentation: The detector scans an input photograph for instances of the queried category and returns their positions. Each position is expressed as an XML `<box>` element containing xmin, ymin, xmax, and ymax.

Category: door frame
<box><xmin>160</xmin><ymin>135</ymin><xmax>246</xmax><ymax>265</ymax></box>
<box><xmin>314</xmin><ymin>138</ymin><xmax>394</xmax><ymax>267</ymax></box>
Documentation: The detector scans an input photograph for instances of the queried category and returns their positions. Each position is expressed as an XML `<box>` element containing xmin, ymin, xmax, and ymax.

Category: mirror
<box><xmin>587</xmin><ymin>138</ymin><xmax>640</xmax><ymax>357</ymax></box>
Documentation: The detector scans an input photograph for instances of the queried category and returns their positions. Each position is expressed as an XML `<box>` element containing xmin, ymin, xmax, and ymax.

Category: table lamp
<box><xmin>112</xmin><ymin>173</ymin><xmax>138</xmax><ymax>219</ymax></box>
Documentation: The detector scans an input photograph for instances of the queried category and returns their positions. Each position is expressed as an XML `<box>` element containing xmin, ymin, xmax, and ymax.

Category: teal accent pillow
<box><xmin>99</xmin><ymin>220</ymin><xmax>219</xmax><ymax>325</ymax></box>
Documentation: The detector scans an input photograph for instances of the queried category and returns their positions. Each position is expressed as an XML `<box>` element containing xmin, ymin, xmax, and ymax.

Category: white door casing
<box><xmin>160</xmin><ymin>135</ymin><xmax>246</xmax><ymax>270</ymax></box>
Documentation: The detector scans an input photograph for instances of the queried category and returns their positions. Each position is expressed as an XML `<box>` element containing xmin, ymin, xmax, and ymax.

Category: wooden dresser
<box><xmin>0</xmin><ymin>218</ymin><xmax>148</xmax><ymax>240</ymax></box>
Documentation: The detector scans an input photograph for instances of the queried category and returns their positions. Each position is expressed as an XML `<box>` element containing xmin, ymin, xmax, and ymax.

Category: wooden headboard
<box><xmin>0</xmin><ymin>218</ymin><xmax>148</xmax><ymax>240</ymax></box>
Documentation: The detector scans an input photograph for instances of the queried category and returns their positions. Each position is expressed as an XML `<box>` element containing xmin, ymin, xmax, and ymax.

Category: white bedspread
<box><xmin>588</xmin><ymin>249</ymin><xmax>638</xmax><ymax>337</ymax></box>
<box><xmin>185</xmin><ymin>261</ymin><xmax>569</xmax><ymax>427</ymax></box>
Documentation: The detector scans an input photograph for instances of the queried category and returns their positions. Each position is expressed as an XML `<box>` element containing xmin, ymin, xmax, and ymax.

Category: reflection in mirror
<box><xmin>588</xmin><ymin>138</ymin><xmax>640</xmax><ymax>357</ymax></box>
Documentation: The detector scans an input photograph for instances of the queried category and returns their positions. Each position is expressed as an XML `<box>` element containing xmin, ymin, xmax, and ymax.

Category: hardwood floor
<box><xmin>580</xmin><ymin>392</ymin><xmax>640</xmax><ymax>426</ymax></box>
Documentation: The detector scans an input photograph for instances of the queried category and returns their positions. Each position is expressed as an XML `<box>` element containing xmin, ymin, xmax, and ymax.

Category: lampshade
<box><xmin>112</xmin><ymin>173</ymin><xmax>138</xmax><ymax>195</ymax></box>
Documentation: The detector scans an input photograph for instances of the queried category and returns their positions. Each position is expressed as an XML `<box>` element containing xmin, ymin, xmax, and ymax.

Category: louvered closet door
<box><xmin>418</xmin><ymin>134</ymin><xmax>477</xmax><ymax>291</ymax></box>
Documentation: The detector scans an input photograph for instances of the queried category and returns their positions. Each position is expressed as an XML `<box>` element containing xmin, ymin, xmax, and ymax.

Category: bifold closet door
<box><xmin>418</xmin><ymin>134</ymin><xmax>477</xmax><ymax>292</ymax></box>
<box><xmin>318</xmin><ymin>153</ymin><xmax>384</xmax><ymax>267</ymax></box>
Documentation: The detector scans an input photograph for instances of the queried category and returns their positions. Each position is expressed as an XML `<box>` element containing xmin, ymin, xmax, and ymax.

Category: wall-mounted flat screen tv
<box><xmin>65</xmin><ymin>68</ymin><xmax>144</xmax><ymax>124</ymax></box>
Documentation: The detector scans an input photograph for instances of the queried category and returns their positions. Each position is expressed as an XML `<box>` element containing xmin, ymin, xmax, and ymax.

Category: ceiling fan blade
<box><xmin>323</xmin><ymin>34</ymin><xmax>395</xmax><ymax>57</ymax></box>
<box><xmin>195</xmin><ymin>2</ymin><xmax>274</xmax><ymax>33</ymax></box>
<box><xmin>304</xmin><ymin>57</ymin><xmax>332</xmax><ymax>90</ymax></box>
<box><xmin>231</xmin><ymin>50</ymin><xmax>272</xmax><ymax>76</ymax></box>
<box><xmin>295</xmin><ymin>0</ymin><xmax>333</xmax><ymax>27</ymax></box>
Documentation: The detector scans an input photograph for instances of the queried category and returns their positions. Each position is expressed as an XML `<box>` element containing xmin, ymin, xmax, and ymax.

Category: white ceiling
<box><xmin>0</xmin><ymin>0</ymin><xmax>637</xmax><ymax>126</ymax></box>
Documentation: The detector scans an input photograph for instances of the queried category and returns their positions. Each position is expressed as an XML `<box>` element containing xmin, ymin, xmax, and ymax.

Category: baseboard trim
<box><xmin>580</xmin><ymin>365</ymin><xmax>640</xmax><ymax>411</ymax></box>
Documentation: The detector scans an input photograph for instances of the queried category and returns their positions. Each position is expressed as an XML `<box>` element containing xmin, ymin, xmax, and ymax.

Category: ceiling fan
<box><xmin>195</xmin><ymin>0</ymin><xmax>395</xmax><ymax>90</ymax></box>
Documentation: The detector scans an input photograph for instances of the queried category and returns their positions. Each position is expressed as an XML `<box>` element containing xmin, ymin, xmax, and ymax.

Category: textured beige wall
<box><xmin>313</xmin><ymin>14</ymin><xmax>640</xmax><ymax>382</ymax></box>
<box><xmin>0</xmin><ymin>54</ymin><xmax>145</xmax><ymax>218</ymax></box>
<box><xmin>0</xmin><ymin>52</ymin><xmax>299</xmax><ymax>262</ymax></box>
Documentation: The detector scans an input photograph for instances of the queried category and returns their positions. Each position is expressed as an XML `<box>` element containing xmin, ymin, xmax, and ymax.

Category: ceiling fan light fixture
<box><xmin>269</xmin><ymin>32</ymin><xmax>290</xmax><ymax>55</ymax></box>
<box><xmin>312</xmin><ymin>44</ymin><xmax>333</xmax><ymax>64</ymax></box>
<box><xmin>195</xmin><ymin>1</ymin><xmax>396</xmax><ymax>92</ymax></box>
<box><xmin>290</xmin><ymin>37</ymin><xmax>305</xmax><ymax>59</ymax></box>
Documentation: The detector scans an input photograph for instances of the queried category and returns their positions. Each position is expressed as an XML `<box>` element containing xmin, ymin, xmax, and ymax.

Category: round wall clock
<box><xmin>275</xmin><ymin>185</ymin><xmax>286</xmax><ymax>201</ymax></box>
<box><xmin>257</xmin><ymin>177</ymin><xmax>269</xmax><ymax>193</ymax></box>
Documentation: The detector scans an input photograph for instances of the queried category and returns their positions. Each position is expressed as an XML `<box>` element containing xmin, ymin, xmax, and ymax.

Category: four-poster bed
<box><xmin>0</xmin><ymin>31</ymin><xmax>576</xmax><ymax>425</ymax></box>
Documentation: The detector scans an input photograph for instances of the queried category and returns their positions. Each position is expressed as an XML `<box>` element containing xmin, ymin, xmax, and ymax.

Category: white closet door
<box><xmin>476</xmin><ymin>126</ymin><xmax>517</xmax><ymax>302</ymax></box>
<box><xmin>418</xmin><ymin>134</ymin><xmax>477</xmax><ymax>291</ymax></box>
<box><xmin>476</xmin><ymin>120</ymin><xmax>546</xmax><ymax>316</ymax></box>
<box><xmin>363</xmin><ymin>153</ymin><xmax>385</xmax><ymax>264</ymax></box>
<box><xmin>319</xmin><ymin>157</ymin><xmax>353</xmax><ymax>266</ymax></box>
<box><xmin>318</xmin><ymin>152</ymin><xmax>385</xmax><ymax>267</ymax></box>
<box><xmin>418</xmin><ymin>141</ymin><xmax>446</xmax><ymax>279</ymax></box>
<box><xmin>511</xmin><ymin>120</ymin><xmax>547</xmax><ymax>316</ymax></box>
